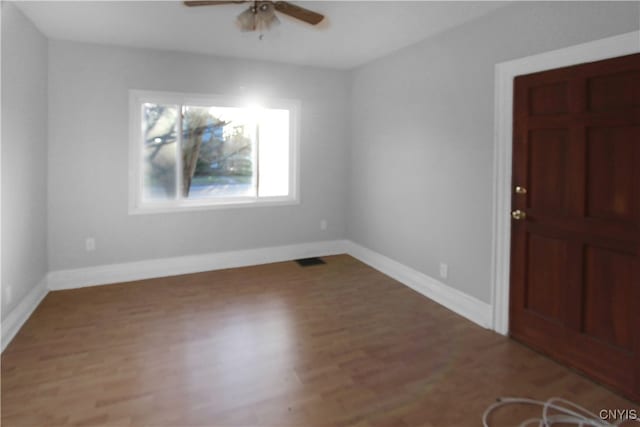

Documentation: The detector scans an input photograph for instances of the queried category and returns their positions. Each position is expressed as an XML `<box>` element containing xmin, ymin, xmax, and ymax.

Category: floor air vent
<box><xmin>295</xmin><ymin>257</ymin><xmax>326</xmax><ymax>267</ymax></box>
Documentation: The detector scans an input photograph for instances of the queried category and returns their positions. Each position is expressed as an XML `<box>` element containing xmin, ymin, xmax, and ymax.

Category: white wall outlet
<box><xmin>320</xmin><ymin>219</ymin><xmax>328</xmax><ymax>231</ymax></box>
<box><xmin>85</xmin><ymin>237</ymin><xmax>96</xmax><ymax>252</ymax></box>
<box><xmin>439</xmin><ymin>262</ymin><xmax>448</xmax><ymax>280</ymax></box>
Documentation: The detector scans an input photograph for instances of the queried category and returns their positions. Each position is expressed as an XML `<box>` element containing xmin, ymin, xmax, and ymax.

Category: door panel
<box><xmin>510</xmin><ymin>53</ymin><xmax>640</xmax><ymax>402</ymax></box>
<box><xmin>529</xmin><ymin>82</ymin><xmax>569</xmax><ymax>115</ymax></box>
<box><xmin>528</xmin><ymin>129</ymin><xmax>570</xmax><ymax>215</ymax></box>
<box><xmin>586</xmin><ymin>126</ymin><xmax>638</xmax><ymax>222</ymax></box>
<box><xmin>583</xmin><ymin>245</ymin><xmax>634</xmax><ymax>352</ymax></box>
<box><xmin>525</xmin><ymin>233</ymin><xmax>569</xmax><ymax>324</ymax></box>
<box><xmin>588</xmin><ymin>71</ymin><xmax>640</xmax><ymax>112</ymax></box>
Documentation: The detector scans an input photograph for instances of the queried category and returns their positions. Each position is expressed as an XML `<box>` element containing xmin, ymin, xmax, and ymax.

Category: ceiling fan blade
<box><xmin>273</xmin><ymin>1</ymin><xmax>324</xmax><ymax>25</ymax></box>
<box><xmin>184</xmin><ymin>1</ymin><xmax>248</xmax><ymax>6</ymax></box>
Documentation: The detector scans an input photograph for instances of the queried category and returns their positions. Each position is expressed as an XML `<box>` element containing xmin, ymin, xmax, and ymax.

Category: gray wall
<box><xmin>7</xmin><ymin>1</ymin><xmax>639</xmax><ymax>306</ymax></box>
<box><xmin>48</xmin><ymin>41</ymin><xmax>350</xmax><ymax>270</ymax></box>
<box><xmin>1</xmin><ymin>2</ymin><xmax>49</xmax><ymax>319</ymax></box>
<box><xmin>348</xmin><ymin>1</ymin><xmax>640</xmax><ymax>303</ymax></box>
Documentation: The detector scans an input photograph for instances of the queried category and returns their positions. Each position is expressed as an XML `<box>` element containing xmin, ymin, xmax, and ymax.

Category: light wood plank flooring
<box><xmin>2</xmin><ymin>255</ymin><xmax>637</xmax><ymax>426</ymax></box>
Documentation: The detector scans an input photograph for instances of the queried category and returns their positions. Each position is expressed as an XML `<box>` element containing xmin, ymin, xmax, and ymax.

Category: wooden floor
<box><xmin>2</xmin><ymin>255</ymin><xmax>636</xmax><ymax>426</ymax></box>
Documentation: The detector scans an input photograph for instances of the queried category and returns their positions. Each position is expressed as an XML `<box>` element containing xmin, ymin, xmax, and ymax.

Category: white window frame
<box><xmin>129</xmin><ymin>90</ymin><xmax>300</xmax><ymax>214</ymax></box>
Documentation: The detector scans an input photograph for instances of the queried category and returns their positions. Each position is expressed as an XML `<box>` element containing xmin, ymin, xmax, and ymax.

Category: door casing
<box><xmin>491</xmin><ymin>31</ymin><xmax>640</xmax><ymax>335</ymax></box>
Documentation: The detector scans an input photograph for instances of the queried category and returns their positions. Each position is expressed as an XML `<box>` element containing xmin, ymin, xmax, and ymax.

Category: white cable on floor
<box><xmin>482</xmin><ymin>397</ymin><xmax>633</xmax><ymax>427</ymax></box>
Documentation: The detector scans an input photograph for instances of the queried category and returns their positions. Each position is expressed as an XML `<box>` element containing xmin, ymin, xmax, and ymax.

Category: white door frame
<box><xmin>491</xmin><ymin>31</ymin><xmax>640</xmax><ymax>336</ymax></box>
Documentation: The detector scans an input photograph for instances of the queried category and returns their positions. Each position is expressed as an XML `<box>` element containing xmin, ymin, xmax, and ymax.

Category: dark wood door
<box><xmin>510</xmin><ymin>53</ymin><xmax>640</xmax><ymax>402</ymax></box>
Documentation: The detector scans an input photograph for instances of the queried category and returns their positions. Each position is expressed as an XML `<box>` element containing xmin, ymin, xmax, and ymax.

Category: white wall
<box><xmin>9</xmin><ymin>0</ymin><xmax>640</xmax><ymax>305</ymax></box>
<box><xmin>48</xmin><ymin>41</ymin><xmax>350</xmax><ymax>270</ymax></box>
<box><xmin>1</xmin><ymin>2</ymin><xmax>48</xmax><ymax>319</ymax></box>
<box><xmin>348</xmin><ymin>1</ymin><xmax>640</xmax><ymax>303</ymax></box>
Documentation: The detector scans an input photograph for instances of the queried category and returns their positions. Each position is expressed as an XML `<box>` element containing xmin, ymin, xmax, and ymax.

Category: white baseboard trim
<box><xmin>2</xmin><ymin>277</ymin><xmax>48</xmax><ymax>352</ymax></box>
<box><xmin>47</xmin><ymin>240</ymin><xmax>349</xmax><ymax>291</ymax></box>
<box><xmin>345</xmin><ymin>241</ymin><xmax>493</xmax><ymax>329</ymax></box>
<box><xmin>3</xmin><ymin>240</ymin><xmax>493</xmax><ymax>352</ymax></box>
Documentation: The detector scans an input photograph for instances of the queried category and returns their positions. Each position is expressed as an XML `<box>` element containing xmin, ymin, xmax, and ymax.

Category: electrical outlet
<box><xmin>439</xmin><ymin>262</ymin><xmax>448</xmax><ymax>280</ymax></box>
<box><xmin>85</xmin><ymin>237</ymin><xmax>96</xmax><ymax>252</ymax></box>
<box><xmin>320</xmin><ymin>219</ymin><xmax>328</xmax><ymax>231</ymax></box>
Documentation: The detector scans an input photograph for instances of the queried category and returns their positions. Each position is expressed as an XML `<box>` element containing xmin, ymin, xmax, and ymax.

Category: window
<box><xmin>129</xmin><ymin>91</ymin><xmax>299</xmax><ymax>213</ymax></box>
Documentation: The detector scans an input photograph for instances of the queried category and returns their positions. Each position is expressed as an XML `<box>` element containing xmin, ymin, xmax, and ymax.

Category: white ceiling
<box><xmin>15</xmin><ymin>1</ymin><xmax>508</xmax><ymax>69</ymax></box>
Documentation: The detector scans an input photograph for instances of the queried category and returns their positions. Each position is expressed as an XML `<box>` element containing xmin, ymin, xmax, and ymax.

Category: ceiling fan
<box><xmin>184</xmin><ymin>1</ymin><xmax>325</xmax><ymax>32</ymax></box>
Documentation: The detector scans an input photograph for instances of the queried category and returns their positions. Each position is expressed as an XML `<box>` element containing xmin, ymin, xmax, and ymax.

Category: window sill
<box><xmin>128</xmin><ymin>197</ymin><xmax>299</xmax><ymax>215</ymax></box>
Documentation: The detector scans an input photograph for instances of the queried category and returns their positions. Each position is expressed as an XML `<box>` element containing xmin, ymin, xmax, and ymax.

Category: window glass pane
<box><xmin>142</xmin><ymin>103</ymin><xmax>178</xmax><ymax>201</ymax></box>
<box><xmin>258</xmin><ymin>109</ymin><xmax>290</xmax><ymax>197</ymax></box>
<box><xmin>182</xmin><ymin>106</ymin><xmax>256</xmax><ymax>199</ymax></box>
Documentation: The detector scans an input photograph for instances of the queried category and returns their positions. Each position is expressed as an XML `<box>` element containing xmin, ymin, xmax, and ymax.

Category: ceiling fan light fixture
<box><xmin>236</xmin><ymin>1</ymin><xmax>279</xmax><ymax>32</ymax></box>
<box><xmin>236</xmin><ymin>6</ymin><xmax>256</xmax><ymax>31</ymax></box>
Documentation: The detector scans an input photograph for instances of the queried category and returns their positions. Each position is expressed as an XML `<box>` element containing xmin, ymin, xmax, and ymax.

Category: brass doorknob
<box><xmin>515</xmin><ymin>186</ymin><xmax>527</xmax><ymax>195</ymax></box>
<box><xmin>511</xmin><ymin>210</ymin><xmax>527</xmax><ymax>220</ymax></box>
